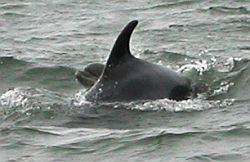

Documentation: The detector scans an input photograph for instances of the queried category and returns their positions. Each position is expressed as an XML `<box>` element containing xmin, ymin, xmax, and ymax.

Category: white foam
<box><xmin>126</xmin><ymin>98</ymin><xmax>231</xmax><ymax>112</ymax></box>
<box><xmin>177</xmin><ymin>59</ymin><xmax>209</xmax><ymax>75</ymax></box>
<box><xmin>72</xmin><ymin>89</ymin><xmax>90</xmax><ymax>106</ymax></box>
<box><xmin>212</xmin><ymin>82</ymin><xmax>234</xmax><ymax>96</ymax></box>
<box><xmin>0</xmin><ymin>87</ymin><xmax>71</xmax><ymax>111</ymax></box>
<box><xmin>0</xmin><ymin>88</ymin><xmax>30</xmax><ymax>108</ymax></box>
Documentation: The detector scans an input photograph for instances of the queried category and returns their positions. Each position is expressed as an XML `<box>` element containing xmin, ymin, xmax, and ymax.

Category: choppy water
<box><xmin>1</xmin><ymin>0</ymin><xmax>250</xmax><ymax>162</ymax></box>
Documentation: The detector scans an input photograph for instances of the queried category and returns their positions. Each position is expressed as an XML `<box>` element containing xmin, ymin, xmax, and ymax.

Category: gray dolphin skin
<box><xmin>76</xmin><ymin>63</ymin><xmax>104</xmax><ymax>87</ymax></box>
<box><xmin>78</xmin><ymin>20</ymin><xmax>196</xmax><ymax>102</ymax></box>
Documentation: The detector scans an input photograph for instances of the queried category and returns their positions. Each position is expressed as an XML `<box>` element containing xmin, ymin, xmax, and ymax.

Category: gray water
<box><xmin>1</xmin><ymin>0</ymin><xmax>250</xmax><ymax>162</ymax></box>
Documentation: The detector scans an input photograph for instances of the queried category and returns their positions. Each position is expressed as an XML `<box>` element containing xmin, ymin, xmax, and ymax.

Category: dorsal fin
<box><xmin>104</xmin><ymin>20</ymin><xmax>138</xmax><ymax>73</ymax></box>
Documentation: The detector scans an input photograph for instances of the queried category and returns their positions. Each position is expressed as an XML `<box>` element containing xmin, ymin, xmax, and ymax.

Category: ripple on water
<box><xmin>1</xmin><ymin>0</ymin><xmax>250</xmax><ymax>161</ymax></box>
<box><xmin>0</xmin><ymin>3</ymin><xmax>30</xmax><ymax>10</ymax></box>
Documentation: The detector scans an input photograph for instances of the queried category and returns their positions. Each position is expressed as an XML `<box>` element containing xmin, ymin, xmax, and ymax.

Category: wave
<box><xmin>111</xmin><ymin>0</ymin><xmax>200</xmax><ymax>12</ymax></box>
<box><xmin>2</xmin><ymin>122</ymin><xmax>249</xmax><ymax>161</ymax></box>
<box><xmin>19</xmin><ymin>66</ymin><xmax>76</xmax><ymax>82</ymax></box>
<box><xmin>207</xmin><ymin>6</ymin><xmax>249</xmax><ymax>15</ymax></box>
<box><xmin>0</xmin><ymin>56</ymin><xmax>30</xmax><ymax>66</ymax></box>
<box><xmin>188</xmin><ymin>153</ymin><xmax>247</xmax><ymax>162</ymax></box>
<box><xmin>0</xmin><ymin>3</ymin><xmax>30</xmax><ymax>10</ymax></box>
<box><xmin>0</xmin><ymin>56</ymin><xmax>31</xmax><ymax>93</ymax></box>
<box><xmin>4</xmin><ymin>125</ymin><xmax>250</xmax><ymax>146</ymax></box>
<box><xmin>0</xmin><ymin>11</ymin><xmax>32</xmax><ymax>18</ymax></box>
<box><xmin>0</xmin><ymin>56</ymin><xmax>80</xmax><ymax>95</ymax></box>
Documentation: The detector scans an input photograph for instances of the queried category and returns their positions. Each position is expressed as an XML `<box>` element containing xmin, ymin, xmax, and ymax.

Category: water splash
<box><xmin>72</xmin><ymin>89</ymin><xmax>234</xmax><ymax>112</ymax></box>
<box><xmin>0</xmin><ymin>87</ymin><xmax>71</xmax><ymax>112</ymax></box>
<box><xmin>0</xmin><ymin>88</ymin><xmax>31</xmax><ymax>109</ymax></box>
<box><xmin>177</xmin><ymin>59</ymin><xmax>209</xmax><ymax>75</ymax></box>
<box><xmin>73</xmin><ymin>89</ymin><xmax>90</xmax><ymax>106</ymax></box>
<box><xmin>126</xmin><ymin>98</ymin><xmax>234</xmax><ymax>112</ymax></box>
<box><xmin>177</xmin><ymin>55</ymin><xmax>243</xmax><ymax>75</ymax></box>
<box><xmin>212</xmin><ymin>81</ymin><xmax>234</xmax><ymax>96</ymax></box>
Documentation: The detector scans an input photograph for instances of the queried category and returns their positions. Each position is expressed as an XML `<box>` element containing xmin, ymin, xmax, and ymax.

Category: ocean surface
<box><xmin>0</xmin><ymin>0</ymin><xmax>250</xmax><ymax>162</ymax></box>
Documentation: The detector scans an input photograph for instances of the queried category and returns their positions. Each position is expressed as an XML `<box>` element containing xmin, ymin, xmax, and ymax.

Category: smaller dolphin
<box><xmin>76</xmin><ymin>20</ymin><xmax>206</xmax><ymax>102</ymax></box>
<box><xmin>76</xmin><ymin>63</ymin><xmax>104</xmax><ymax>88</ymax></box>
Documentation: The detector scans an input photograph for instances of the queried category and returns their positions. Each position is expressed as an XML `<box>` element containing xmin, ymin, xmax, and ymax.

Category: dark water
<box><xmin>1</xmin><ymin>0</ymin><xmax>250</xmax><ymax>162</ymax></box>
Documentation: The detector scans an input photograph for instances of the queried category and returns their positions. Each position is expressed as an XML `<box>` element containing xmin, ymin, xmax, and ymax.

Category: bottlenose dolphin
<box><xmin>76</xmin><ymin>63</ymin><xmax>104</xmax><ymax>88</ymax></box>
<box><xmin>76</xmin><ymin>20</ymin><xmax>205</xmax><ymax>102</ymax></box>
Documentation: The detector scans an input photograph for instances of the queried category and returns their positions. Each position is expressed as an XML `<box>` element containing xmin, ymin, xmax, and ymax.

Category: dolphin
<box><xmin>76</xmin><ymin>20</ymin><xmax>206</xmax><ymax>102</ymax></box>
<box><xmin>76</xmin><ymin>63</ymin><xmax>104</xmax><ymax>88</ymax></box>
